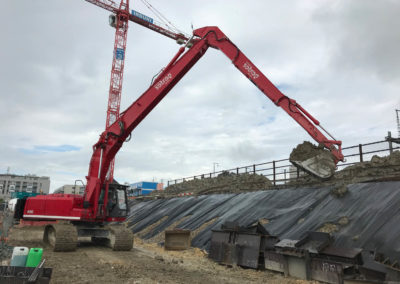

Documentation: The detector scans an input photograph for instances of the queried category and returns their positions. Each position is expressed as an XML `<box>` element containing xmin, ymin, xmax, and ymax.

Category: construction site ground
<box><xmin>3</xmin><ymin>226</ymin><xmax>314</xmax><ymax>284</ymax></box>
<box><xmin>1</xmin><ymin>151</ymin><xmax>399</xmax><ymax>283</ymax></box>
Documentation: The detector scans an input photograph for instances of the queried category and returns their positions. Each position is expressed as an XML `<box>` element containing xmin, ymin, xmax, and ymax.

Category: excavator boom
<box><xmin>20</xmin><ymin>26</ymin><xmax>343</xmax><ymax>252</ymax></box>
<box><xmin>83</xmin><ymin>26</ymin><xmax>344</xmax><ymax>220</ymax></box>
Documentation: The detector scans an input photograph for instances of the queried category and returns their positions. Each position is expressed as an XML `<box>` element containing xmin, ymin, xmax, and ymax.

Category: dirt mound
<box><xmin>333</xmin><ymin>151</ymin><xmax>400</xmax><ymax>183</ymax></box>
<box><xmin>289</xmin><ymin>141</ymin><xmax>336</xmax><ymax>179</ymax></box>
<box><xmin>340</xmin><ymin>151</ymin><xmax>400</xmax><ymax>178</ymax></box>
<box><xmin>154</xmin><ymin>172</ymin><xmax>272</xmax><ymax>197</ymax></box>
<box><xmin>290</xmin><ymin>150</ymin><xmax>400</xmax><ymax>187</ymax></box>
<box><xmin>289</xmin><ymin>141</ymin><xmax>330</xmax><ymax>162</ymax></box>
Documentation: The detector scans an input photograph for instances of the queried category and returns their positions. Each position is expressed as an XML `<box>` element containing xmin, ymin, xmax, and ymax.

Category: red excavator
<box><xmin>17</xmin><ymin>26</ymin><xmax>344</xmax><ymax>251</ymax></box>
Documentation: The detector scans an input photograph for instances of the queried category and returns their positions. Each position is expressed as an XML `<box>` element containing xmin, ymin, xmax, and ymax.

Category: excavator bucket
<box><xmin>290</xmin><ymin>141</ymin><xmax>336</xmax><ymax>180</ymax></box>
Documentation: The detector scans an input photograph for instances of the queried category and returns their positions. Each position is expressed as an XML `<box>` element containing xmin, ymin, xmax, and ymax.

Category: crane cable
<box><xmin>139</xmin><ymin>0</ymin><xmax>180</xmax><ymax>33</ymax></box>
<box><xmin>141</xmin><ymin>0</ymin><xmax>181</xmax><ymax>33</ymax></box>
<box><xmin>139</xmin><ymin>0</ymin><xmax>190</xmax><ymax>38</ymax></box>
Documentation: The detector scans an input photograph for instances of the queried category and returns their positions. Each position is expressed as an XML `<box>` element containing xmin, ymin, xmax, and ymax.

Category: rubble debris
<box><xmin>290</xmin><ymin>150</ymin><xmax>400</xmax><ymax>186</ymax></box>
<box><xmin>289</xmin><ymin>141</ymin><xmax>336</xmax><ymax>179</ymax></box>
<box><xmin>147</xmin><ymin>148</ymin><xmax>399</xmax><ymax>199</ymax></box>
<box><xmin>337</xmin><ymin>216</ymin><xmax>349</xmax><ymax>226</ymax></box>
<box><xmin>318</xmin><ymin>223</ymin><xmax>339</xmax><ymax>234</ymax></box>
<box><xmin>290</xmin><ymin>141</ymin><xmax>334</xmax><ymax>163</ymax></box>
<box><xmin>156</xmin><ymin>172</ymin><xmax>272</xmax><ymax>197</ymax></box>
<box><xmin>341</xmin><ymin>151</ymin><xmax>400</xmax><ymax>180</ymax></box>
<box><xmin>331</xmin><ymin>184</ymin><xmax>348</xmax><ymax>198</ymax></box>
<box><xmin>318</xmin><ymin>217</ymin><xmax>350</xmax><ymax>235</ymax></box>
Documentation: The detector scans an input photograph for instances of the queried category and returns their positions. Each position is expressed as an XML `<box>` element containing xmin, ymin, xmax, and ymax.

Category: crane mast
<box><xmin>106</xmin><ymin>0</ymin><xmax>129</xmax><ymax>181</ymax></box>
<box><xmin>84</xmin><ymin>0</ymin><xmax>188</xmax><ymax>182</ymax></box>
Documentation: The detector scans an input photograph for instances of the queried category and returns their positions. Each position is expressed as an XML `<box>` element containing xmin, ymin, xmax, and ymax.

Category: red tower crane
<box><xmin>84</xmin><ymin>0</ymin><xmax>188</xmax><ymax>181</ymax></box>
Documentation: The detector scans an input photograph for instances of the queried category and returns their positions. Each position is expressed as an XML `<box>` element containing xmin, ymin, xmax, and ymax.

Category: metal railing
<box><xmin>167</xmin><ymin>138</ymin><xmax>400</xmax><ymax>187</ymax></box>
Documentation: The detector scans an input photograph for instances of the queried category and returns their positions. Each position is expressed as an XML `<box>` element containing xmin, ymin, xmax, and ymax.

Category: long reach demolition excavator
<box><xmin>14</xmin><ymin>26</ymin><xmax>344</xmax><ymax>251</ymax></box>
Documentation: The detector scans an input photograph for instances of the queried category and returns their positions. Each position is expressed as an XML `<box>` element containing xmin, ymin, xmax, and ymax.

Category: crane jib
<box><xmin>131</xmin><ymin>10</ymin><xmax>153</xmax><ymax>24</ymax></box>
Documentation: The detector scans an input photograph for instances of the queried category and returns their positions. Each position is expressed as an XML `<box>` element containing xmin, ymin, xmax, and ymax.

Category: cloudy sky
<box><xmin>1</xmin><ymin>0</ymin><xmax>399</xmax><ymax>191</ymax></box>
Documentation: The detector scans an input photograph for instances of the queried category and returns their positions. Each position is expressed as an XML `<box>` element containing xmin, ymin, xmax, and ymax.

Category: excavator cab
<box><xmin>106</xmin><ymin>183</ymin><xmax>129</xmax><ymax>219</ymax></box>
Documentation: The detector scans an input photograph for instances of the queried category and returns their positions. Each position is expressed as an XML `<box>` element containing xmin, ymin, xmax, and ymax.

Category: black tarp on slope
<box><xmin>127</xmin><ymin>181</ymin><xmax>400</xmax><ymax>260</ymax></box>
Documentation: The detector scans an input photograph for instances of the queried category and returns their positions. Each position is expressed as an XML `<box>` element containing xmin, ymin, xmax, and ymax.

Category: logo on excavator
<box><xmin>243</xmin><ymin>62</ymin><xmax>259</xmax><ymax>80</ymax></box>
<box><xmin>155</xmin><ymin>73</ymin><xmax>173</xmax><ymax>90</ymax></box>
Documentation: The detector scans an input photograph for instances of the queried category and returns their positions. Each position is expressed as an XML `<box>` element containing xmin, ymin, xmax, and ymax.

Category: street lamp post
<box><xmin>213</xmin><ymin>162</ymin><xmax>219</xmax><ymax>174</ymax></box>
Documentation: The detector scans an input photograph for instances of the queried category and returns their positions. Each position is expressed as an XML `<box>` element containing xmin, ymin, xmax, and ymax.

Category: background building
<box><xmin>53</xmin><ymin>184</ymin><xmax>85</xmax><ymax>195</ymax></box>
<box><xmin>128</xmin><ymin>181</ymin><xmax>161</xmax><ymax>197</ymax></box>
<box><xmin>0</xmin><ymin>174</ymin><xmax>50</xmax><ymax>201</ymax></box>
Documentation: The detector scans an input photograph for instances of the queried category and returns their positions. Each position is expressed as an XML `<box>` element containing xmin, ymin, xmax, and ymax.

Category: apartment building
<box><xmin>0</xmin><ymin>174</ymin><xmax>50</xmax><ymax>200</ymax></box>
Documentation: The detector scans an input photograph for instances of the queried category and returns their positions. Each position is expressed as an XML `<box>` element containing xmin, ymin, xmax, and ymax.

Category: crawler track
<box><xmin>44</xmin><ymin>223</ymin><xmax>78</xmax><ymax>252</ymax></box>
<box><xmin>108</xmin><ymin>225</ymin><xmax>133</xmax><ymax>251</ymax></box>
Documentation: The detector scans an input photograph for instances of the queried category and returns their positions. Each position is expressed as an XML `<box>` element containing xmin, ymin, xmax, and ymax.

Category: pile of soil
<box><xmin>317</xmin><ymin>217</ymin><xmax>350</xmax><ymax>234</ymax></box>
<box><xmin>290</xmin><ymin>150</ymin><xmax>400</xmax><ymax>187</ymax></box>
<box><xmin>339</xmin><ymin>151</ymin><xmax>400</xmax><ymax>180</ymax></box>
<box><xmin>289</xmin><ymin>141</ymin><xmax>336</xmax><ymax>179</ymax></box>
<box><xmin>152</xmin><ymin>149</ymin><xmax>399</xmax><ymax>198</ymax></box>
<box><xmin>144</xmin><ymin>143</ymin><xmax>399</xmax><ymax>199</ymax></box>
<box><xmin>153</xmin><ymin>172</ymin><xmax>272</xmax><ymax>197</ymax></box>
<box><xmin>289</xmin><ymin>141</ymin><xmax>332</xmax><ymax>162</ymax></box>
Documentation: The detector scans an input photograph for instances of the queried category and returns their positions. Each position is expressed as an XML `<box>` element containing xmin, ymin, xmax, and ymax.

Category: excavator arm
<box><xmin>82</xmin><ymin>26</ymin><xmax>344</xmax><ymax>220</ymax></box>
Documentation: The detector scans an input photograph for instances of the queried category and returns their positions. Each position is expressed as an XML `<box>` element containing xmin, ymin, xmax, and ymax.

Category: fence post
<box><xmin>175</xmin><ymin>180</ymin><xmax>177</xmax><ymax>185</ymax></box>
<box><xmin>253</xmin><ymin>164</ymin><xmax>256</xmax><ymax>175</ymax></box>
<box><xmin>236</xmin><ymin>167</ymin><xmax>239</xmax><ymax>175</ymax></box>
<box><xmin>297</xmin><ymin>167</ymin><xmax>300</xmax><ymax>178</ymax></box>
<box><xmin>273</xmin><ymin>161</ymin><xmax>276</xmax><ymax>186</ymax></box>
<box><xmin>167</xmin><ymin>181</ymin><xmax>170</xmax><ymax>187</ymax></box>
<box><xmin>284</xmin><ymin>169</ymin><xmax>287</xmax><ymax>184</ymax></box>
<box><xmin>359</xmin><ymin>144</ymin><xmax>363</xmax><ymax>162</ymax></box>
<box><xmin>209</xmin><ymin>173</ymin><xmax>212</xmax><ymax>178</ymax></box>
<box><xmin>388</xmin><ymin>131</ymin><xmax>393</xmax><ymax>154</ymax></box>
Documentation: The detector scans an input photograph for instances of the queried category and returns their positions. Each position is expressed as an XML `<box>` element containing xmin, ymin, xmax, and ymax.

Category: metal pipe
<box><xmin>318</xmin><ymin>124</ymin><xmax>337</xmax><ymax>142</ymax></box>
<box><xmin>98</xmin><ymin>148</ymin><xmax>104</xmax><ymax>178</ymax></box>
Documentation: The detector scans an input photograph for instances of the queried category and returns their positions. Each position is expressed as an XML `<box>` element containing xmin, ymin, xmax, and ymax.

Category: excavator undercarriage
<box><xmin>43</xmin><ymin>222</ymin><xmax>133</xmax><ymax>252</ymax></box>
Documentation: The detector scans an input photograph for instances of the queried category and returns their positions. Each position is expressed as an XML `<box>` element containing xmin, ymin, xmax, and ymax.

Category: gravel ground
<box><xmin>5</xmin><ymin>226</ymin><xmax>317</xmax><ymax>284</ymax></box>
